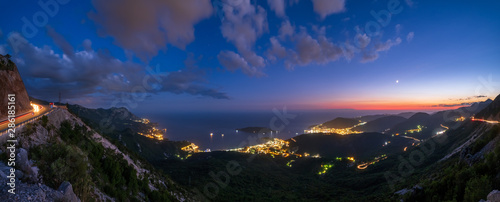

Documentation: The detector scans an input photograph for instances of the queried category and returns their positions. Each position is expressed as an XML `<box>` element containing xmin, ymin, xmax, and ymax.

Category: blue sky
<box><xmin>1</xmin><ymin>0</ymin><xmax>499</xmax><ymax>113</ymax></box>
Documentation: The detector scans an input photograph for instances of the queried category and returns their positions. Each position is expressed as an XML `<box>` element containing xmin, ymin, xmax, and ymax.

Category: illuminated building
<box><xmin>181</xmin><ymin>143</ymin><xmax>202</xmax><ymax>153</ymax></box>
<box><xmin>137</xmin><ymin>126</ymin><xmax>165</xmax><ymax>141</ymax></box>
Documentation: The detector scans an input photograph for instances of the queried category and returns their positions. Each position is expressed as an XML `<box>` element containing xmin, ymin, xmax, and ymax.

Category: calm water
<box><xmin>140</xmin><ymin>109</ymin><xmax>408</xmax><ymax>150</ymax></box>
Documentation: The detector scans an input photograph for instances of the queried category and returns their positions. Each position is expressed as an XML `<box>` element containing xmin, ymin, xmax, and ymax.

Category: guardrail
<box><xmin>0</xmin><ymin>109</ymin><xmax>55</xmax><ymax>137</ymax></box>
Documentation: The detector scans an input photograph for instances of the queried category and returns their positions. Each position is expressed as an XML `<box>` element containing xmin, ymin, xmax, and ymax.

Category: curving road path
<box><xmin>0</xmin><ymin>105</ymin><xmax>52</xmax><ymax>133</ymax></box>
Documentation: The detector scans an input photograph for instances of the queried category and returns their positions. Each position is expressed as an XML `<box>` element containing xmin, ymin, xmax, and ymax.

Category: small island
<box><xmin>237</xmin><ymin>127</ymin><xmax>278</xmax><ymax>134</ymax></box>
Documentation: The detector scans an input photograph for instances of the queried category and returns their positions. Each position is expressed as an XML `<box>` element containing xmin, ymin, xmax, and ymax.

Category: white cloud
<box><xmin>375</xmin><ymin>38</ymin><xmax>402</xmax><ymax>52</ymax></box>
<box><xmin>267</xmin><ymin>26</ymin><xmax>345</xmax><ymax>70</ymax></box>
<box><xmin>311</xmin><ymin>0</ymin><xmax>346</xmax><ymax>20</ymax></box>
<box><xmin>395</xmin><ymin>24</ymin><xmax>402</xmax><ymax>34</ymax></box>
<box><xmin>407</xmin><ymin>32</ymin><xmax>415</xmax><ymax>42</ymax></box>
<box><xmin>267</xmin><ymin>0</ymin><xmax>286</xmax><ymax>17</ymax></box>
<box><xmin>362</xmin><ymin>37</ymin><xmax>402</xmax><ymax>62</ymax></box>
<box><xmin>219</xmin><ymin>0</ymin><xmax>268</xmax><ymax>75</ymax></box>
<box><xmin>267</xmin><ymin>37</ymin><xmax>288</xmax><ymax>61</ymax></box>
<box><xmin>356</xmin><ymin>34</ymin><xmax>371</xmax><ymax>49</ymax></box>
<box><xmin>279</xmin><ymin>20</ymin><xmax>295</xmax><ymax>40</ymax></box>
<box><xmin>217</xmin><ymin>50</ymin><xmax>265</xmax><ymax>77</ymax></box>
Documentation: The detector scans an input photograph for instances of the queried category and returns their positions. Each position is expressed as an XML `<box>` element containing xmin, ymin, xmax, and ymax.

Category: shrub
<box><xmin>41</xmin><ymin>115</ymin><xmax>48</xmax><ymax>127</ymax></box>
<box><xmin>31</xmin><ymin>144</ymin><xmax>91</xmax><ymax>199</ymax></box>
<box><xmin>464</xmin><ymin>175</ymin><xmax>491</xmax><ymax>202</ymax></box>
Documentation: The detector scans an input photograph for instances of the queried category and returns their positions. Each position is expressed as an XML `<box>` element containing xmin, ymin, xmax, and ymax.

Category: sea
<box><xmin>140</xmin><ymin>109</ymin><xmax>411</xmax><ymax>151</ymax></box>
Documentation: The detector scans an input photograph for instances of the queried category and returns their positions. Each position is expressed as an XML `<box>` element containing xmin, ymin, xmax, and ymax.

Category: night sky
<box><xmin>1</xmin><ymin>0</ymin><xmax>499</xmax><ymax>113</ymax></box>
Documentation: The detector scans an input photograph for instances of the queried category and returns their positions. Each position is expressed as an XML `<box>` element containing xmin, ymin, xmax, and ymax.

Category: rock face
<box><xmin>0</xmin><ymin>54</ymin><xmax>32</xmax><ymax>120</ymax></box>
<box><xmin>16</xmin><ymin>148</ymin><xmax>38</xmax><ymax>183</ymax></box>
<box><xmin>487</xmin><ymin>190</ymin><xmax>500</xmax><ymax>202</ymax></box>
<box><xmin>58</xmin><ymin>181</ymin><xmax>81</xmax><ymax>202</ymax></box>
<box><xmin>0</xmin><ymin>162</ymin><xmax>80</xmax><ymax>201</ymax></box>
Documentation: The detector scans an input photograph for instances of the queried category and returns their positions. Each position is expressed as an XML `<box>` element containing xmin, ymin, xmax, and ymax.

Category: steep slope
<box><xmin>67</xmin><ymin>104</ymin><xmax>190</xmax><ymax>162</ymax></box>
<box><xmin>0</xmin><ymin>54</ymin><xmax>32</xmax><ymax>119</ymax></box>
<box><xmin>353</xmin><ymin>116</ymin><xmax>407</xmax><ymax>132</ymax></box>
<box><xmin>393</xmin><ymin>118</ymin><xmax>500</xmax><ymax>201</ymax></box>
<box><xmin>0</xmin><ymin>108</ymin><xmax>192</xmax><ymax>201</ymax></box>
<box><xmin>68</xmin><ymin>104</ymin><xmax>142</xmax><ymax>132</ymax></box>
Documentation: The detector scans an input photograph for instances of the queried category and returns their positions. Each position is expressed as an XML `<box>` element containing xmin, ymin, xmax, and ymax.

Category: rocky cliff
<box><xmin>0</xmin><ymin>54</ymin><xmax>32</xmax><ymax>120</ymax></box>
<box><xmin>0</xmin><ymin>108</ymin><xmax>191</xmax><ymax>201</ymax></box>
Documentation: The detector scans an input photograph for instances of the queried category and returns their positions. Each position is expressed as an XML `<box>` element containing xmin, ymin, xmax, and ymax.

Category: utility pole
<box><xmin>59</xmin><ymin>92</ymin><xmax>61</xmax><ymax>104</ymax></box>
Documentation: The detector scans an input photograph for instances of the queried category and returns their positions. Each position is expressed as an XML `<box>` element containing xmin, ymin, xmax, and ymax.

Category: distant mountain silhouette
<box><xmin>396</xmin><ymin>112</ymin><xmax>417</xmax><ymax>119</ymax></box>
<box><xmin>354</xmin><ymin>116</ymin><xmax>407</xmax><ymax>132</ymax></box>
<box><xmin>475</xmin><ymin>95</ymin><xmax>500</xmax><ymax>120</ymax></box>
<box><xmin>358</xmin><ymin>114</ymin><xmax>390</xmax><ymax>122</ymax></box>
<box><xmin>321</xmin><ymin>117</ymin><xmax>360</xmax><ymax>129</ymax></box>
<box><xmin>387</xmin><ymin>112</ymin><xmax>430</xmax><ymax>135</ymax></box>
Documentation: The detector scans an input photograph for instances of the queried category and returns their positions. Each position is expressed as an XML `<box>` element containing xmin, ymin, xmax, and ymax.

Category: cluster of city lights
<box><xmin>229</xmin><ymin>138</ymin><xmax>300</xmax><ymax>158</ymax></box>
<box><xmin>133</xmin><ymin>118</ymin><xmax>151</xmax><ymax>124</ymax></box>
<box><xmin>134</xmin><ymin>118</ymin><xmax>166</xmax><ymax>141</ymax></box>
<box><xmin>304</xmin><ymin>121</ymin><xmax>366</xmax><ymax>135</ymax></box>
<box><xmin>139</xmin><ymin>127</ymin><xmax>165</xmax><ymax>142</ymax></box>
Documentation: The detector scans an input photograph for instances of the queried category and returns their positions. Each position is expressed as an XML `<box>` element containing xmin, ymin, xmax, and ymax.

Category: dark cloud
<box><xmin>6</xmin><ymin>30</ymin><xmax>228</xmax><ymax>105</ymax></box>
<box><xmin>46</xmin><ymin>26</ymin><xmax>74</xmax><ymax>57</ymax></box>
<box><xmin>431</xmin><ymin>102</ymin><xmax>473</xmax><ymax>108</ymax></box>
<box><xmin>89</xmin><ymin>0</ymin><xmax>213</xmax><ymax>60</ymax></box>
<box><xmin>432</xmin><ymin>96</ymin><xmax>489</xmax><ymax>107</ymax></box>
<box><xmin>453</xmin><ymin>95</ymin><xmax>488</xmax><ymax>101</ymax></box>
